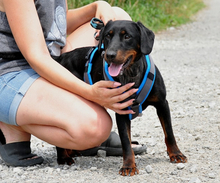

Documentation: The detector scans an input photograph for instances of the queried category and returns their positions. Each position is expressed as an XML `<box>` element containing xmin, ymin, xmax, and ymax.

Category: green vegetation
<box><xmin>67</xmin><ymin>0</ymin><xmax>205</xmax><ymax>32</ymax></box>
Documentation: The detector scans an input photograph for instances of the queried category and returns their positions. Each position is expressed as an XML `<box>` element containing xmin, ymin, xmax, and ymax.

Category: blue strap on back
<box><xmin>84</xmin><ymin>47</ymin><xmax>99</xmax><ymax>85</ymax></box>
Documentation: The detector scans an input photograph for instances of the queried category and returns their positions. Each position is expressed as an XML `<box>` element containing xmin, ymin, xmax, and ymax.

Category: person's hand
<box><xmin>95</xmin><ymin>1</ymin><xmax>117</xmax><ymax>25</ymax></box>
<box><xmin>89</xmin><ymin>81</ymin><xmax>138</xmax><ymax>115</ymax></box>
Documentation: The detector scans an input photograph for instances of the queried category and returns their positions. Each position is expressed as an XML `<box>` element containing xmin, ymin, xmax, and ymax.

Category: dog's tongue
<box><xmin>108</xmin><ymin>63</ymin><xmax>123</xmax><ymax>77</ymax></box>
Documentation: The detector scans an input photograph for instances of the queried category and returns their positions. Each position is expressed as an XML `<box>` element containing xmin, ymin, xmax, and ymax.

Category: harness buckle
<box><xmin>129</xmin><ymin>103</ymin><xmax>143</xmax><ymax>120</ymax></box>
<box><xmin>84</xmin><ymin>61</ymin><xmax>89</xmax><ymax>73</ymax></box>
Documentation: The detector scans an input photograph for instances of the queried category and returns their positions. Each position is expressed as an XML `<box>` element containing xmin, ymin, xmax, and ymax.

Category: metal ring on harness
<box><xmin>90</xmin><ymin>18</ymin><xmax>104</xmax><ymax>30</ymax></box>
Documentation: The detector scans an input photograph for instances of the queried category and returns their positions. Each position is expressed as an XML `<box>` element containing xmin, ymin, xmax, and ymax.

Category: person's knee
<box><xmin>84</xmin><ymin>110</ymin><xmax>112</xmax><ymax>148</ymax></box>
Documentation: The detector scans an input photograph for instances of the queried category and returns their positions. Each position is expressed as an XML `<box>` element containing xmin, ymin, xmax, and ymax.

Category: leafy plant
<box><xmin>67</xmin><ymin>0</ymin><xmax>205</xmax><ymax>32</ymax></box>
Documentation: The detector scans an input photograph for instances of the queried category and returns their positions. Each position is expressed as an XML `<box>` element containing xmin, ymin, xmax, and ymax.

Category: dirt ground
<box><xmin>0</xmin><ymin>0</ymin><xmax>220</xmax><ymax>182</ymax></box>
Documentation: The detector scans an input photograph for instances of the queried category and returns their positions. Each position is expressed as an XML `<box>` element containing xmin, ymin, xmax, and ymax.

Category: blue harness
<box><xmin>84</xmin><ymin>47</ymin><xmax>156</xmax><ymax>120</ymax></box>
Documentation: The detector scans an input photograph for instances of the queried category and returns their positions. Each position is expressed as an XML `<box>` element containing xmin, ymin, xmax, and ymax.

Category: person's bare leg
<box><xmin>15</xmin><ymin>77</ymin><xmax>112</xmax><ymax>150</ymax></box>
<box><xmin>0</xmin><ymin>122</ymin><xmax>30</xmax><ymax>143</ymax></box>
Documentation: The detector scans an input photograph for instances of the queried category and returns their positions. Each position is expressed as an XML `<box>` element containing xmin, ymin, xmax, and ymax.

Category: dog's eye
<box><xmin>124</xmin><ymin>34</ymin><xmax>131</xmax><ymax>40</ymax></box>
<box><xmin>106</xmin><ymin>33</ymin><xmax>112</xmax><ymax>39</ymax></box>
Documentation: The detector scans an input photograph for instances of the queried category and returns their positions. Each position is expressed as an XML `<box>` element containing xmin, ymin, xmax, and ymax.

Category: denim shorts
<box><xmin>0</xmin><ymin>69</ymin><xmax>40</xmax><ymax>126</ymax></box>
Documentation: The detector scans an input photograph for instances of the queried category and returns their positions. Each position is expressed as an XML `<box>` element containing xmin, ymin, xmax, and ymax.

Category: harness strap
<box><xmin>84</xmin><ymin>47</ymin><xmax>98</xmax><ymax>85</ymax></box>
<box><xmin>103</xmin><ymin>59</ymin><xmax>114</xmax><ymax>81</ymax></box>
<box><xmin>129</xmin><ymin>55</ymin><xmax>156</xmax><ymax>120</ymax></box>
<box><xmin>84</xmin><ymin>47</ymin><xmax>156</xmax><ymax>120</ymax></box>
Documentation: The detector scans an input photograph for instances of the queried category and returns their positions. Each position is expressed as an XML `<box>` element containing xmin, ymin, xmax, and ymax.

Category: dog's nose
<box><xmin>106</xmin><ymin>50</ymin><xmax>116</xmax><ymax>60</ymax></box>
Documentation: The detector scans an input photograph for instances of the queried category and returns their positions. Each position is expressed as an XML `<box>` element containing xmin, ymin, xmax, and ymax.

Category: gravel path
<box><xmin>1</xmin><ymin>0</ymin><xmax>220</xmax><ymax>182</ymax></box>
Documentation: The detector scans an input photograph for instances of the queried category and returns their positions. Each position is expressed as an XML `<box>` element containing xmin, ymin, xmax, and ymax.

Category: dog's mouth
<box><xmin>108</xmin><ymin>55</ymin><xmax>133</xmax><ymax>77</ymax></box>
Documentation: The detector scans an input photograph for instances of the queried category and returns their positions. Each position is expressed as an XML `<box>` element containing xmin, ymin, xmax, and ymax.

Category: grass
<box><xmin>67</xmin><ymin>0</ymin><xmax>205</xmax><ymax>32</ymax></box>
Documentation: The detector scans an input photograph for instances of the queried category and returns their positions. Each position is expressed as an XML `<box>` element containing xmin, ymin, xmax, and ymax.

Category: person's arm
<box><xmin>66</xmin><ymin>1</ymin><xmax>117</xmax><ymax>34</ymax></box>
<box><xmin>2</xmin><ymin>0</ymin><xmax>136</xmax><ymax>114</ymax></box>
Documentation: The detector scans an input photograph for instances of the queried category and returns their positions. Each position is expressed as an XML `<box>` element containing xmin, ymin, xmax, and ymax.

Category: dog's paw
<box><xmin>119</xmin><ymin>166</ymin><xmax>139</xmax><ymax>176</ymax></box>
<box><xmin>57</xmin><ymin>157</ymin><xmax>75</xmax><ymax>165</ymax></box>
<box><xmin>169</xmin><ymin>152</ymin><xmax>187</xmax><ymax>163</ymax></box>
<box><xmin>57</xmin><ymin>149</ymin><xmax>80</xmax><ymax>166</ymax></box>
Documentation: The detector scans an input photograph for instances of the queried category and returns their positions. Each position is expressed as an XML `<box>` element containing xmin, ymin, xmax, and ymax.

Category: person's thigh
<box><xmin>62</xmin><ymin>22</ymin><xmax>97</xmax><ymax>53</ymax></box>
<box><xmin>16</xmin><ymin>77</ymin><xmax>112</xmax><ymax>149</ymax></box>
<box><xmin>112</xmin><ymin>6</ymin><xmax>131</xmax><ymax>20</ymax></box>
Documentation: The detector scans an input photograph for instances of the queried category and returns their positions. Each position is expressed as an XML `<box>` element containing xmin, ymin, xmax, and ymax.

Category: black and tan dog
<box><xmin>55</xmin><ymin>20</ymin><xmax>187</xmax><ymax>176</ymax></box>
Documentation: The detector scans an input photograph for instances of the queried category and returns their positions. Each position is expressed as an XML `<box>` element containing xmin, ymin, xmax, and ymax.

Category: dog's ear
<box><xmin>98</xmin><ymin>20</ymin><xmax>113</xmax><ymax>51</ymax></box>
<box><xmin>136</xmin><ymin>21</ymin><xmax>155</xmax><ymax>55</ymax></box>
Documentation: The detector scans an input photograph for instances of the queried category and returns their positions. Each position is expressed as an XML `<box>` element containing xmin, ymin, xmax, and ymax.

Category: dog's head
<box><xmin>98</xmin><ymin>20</ymin><xmax>155</xmax><ymax>77</ymax></box>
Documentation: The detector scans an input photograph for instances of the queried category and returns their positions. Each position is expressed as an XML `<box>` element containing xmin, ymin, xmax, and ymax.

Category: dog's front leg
<box><xmin>155</xmin><ymin>100</ymin><xmax>187</xmax><ymax>163</ymax></box>
<box><xmin>116</xmin><ymin>114</ymin><xmax>139</xmax><ymax>176</ymax></box>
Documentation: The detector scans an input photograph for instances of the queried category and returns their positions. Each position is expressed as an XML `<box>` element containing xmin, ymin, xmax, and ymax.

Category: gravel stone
<box><xmin>145</xmin><ymin>165</ymin><xmax>153</xmax><ymax>173</ymax></box>
<box><xmin>189</xmin><ymin>177</ymin><xmax>201</xmax><ymax>183</ymax></box>
<box><xmin>190</xmin><ymin>165</ymin><xmax>198</xmax><ymax>173</ymax></box>
<box><xmin>208</xmin><ymin>173</ymin><xmax>216</xmax><ymax>179</ymax></box>
<box><xmin>90</xmin><ymin>167</ymin><xmax>98</xmax><ymax>171</ymax></box>
<box><xmin>177</xmin><ymin>163</ymin><xmax>185</xmax><ymax>170</ymax></box>
<box><xmin>97</xmin><ymin>150</ymin><xmax>106</xmax><ymax>157</ymax></box>
<box><xmin>13</xmin><ymin>167</ymin><xmax>23</xmax><ymax>174</ymax></box>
